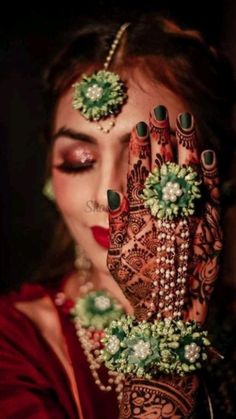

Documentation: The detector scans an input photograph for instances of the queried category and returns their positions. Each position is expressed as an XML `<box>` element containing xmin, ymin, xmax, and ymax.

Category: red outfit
<box><xmin>0</xmin><ymin>278</ymin><xmax>119</xmax><ymax>418</ymax></box>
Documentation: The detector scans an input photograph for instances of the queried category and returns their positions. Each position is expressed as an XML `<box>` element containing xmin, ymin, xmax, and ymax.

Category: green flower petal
<box><xmin>72</xmin><ymin>70</ymin><xmax>127</xmax><ymax>120</ymax></box>
<box><xmin>140</xmin><ymin>162</ymin><xmax>201</xmax><ymax>219</ymax></box>
<box><xmin>101</xmin><ymin>316</ymin><xmax>210</xmax><ymax>377</ymax></box>
<box><xmin>71</xmin><ymin>290</ymin><xmax>124</xmax><ymax>330</ymax></box>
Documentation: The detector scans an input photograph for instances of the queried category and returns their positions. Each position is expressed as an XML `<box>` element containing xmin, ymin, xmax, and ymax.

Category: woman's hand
<box><xmin>107</xmin><ymin>106</ymin><xmax>222</xmax><ymax>325</ymax></box>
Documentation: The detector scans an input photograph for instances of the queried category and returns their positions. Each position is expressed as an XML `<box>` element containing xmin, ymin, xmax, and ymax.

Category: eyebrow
<box><xmin>52</xmin><ymin>126</ymin><xmax>130</xmax><ymax>144</ymax></box>
<box><xmin>52</xmin><ymin>127</ymin><xmax>96</xmax><ymax>144</ymax></box>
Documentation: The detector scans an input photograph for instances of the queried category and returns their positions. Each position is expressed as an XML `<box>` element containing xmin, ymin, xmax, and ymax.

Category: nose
<box><xmin>94</xmin><ymin>155</ymin><xmax>127</xmax><ymax>211</ymax></box>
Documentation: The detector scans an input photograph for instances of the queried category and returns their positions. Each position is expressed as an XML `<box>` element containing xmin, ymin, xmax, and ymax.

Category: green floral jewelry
<box><xmin>72</xmin><ymin>22</ymin><xmax>130</xmax><ymax>133</ymax></box>
<box><xmin>141</xmin><ymin>162</ymin><xmax>201</xmax><ymax>219</ymax></box>
<box><xmin>70</xmin><ymin>289</ymin><xmax>124</xmax><ymax>397</ymax></box>
<box><xmin>72</xmin><ymin>70</ymin><xmax>127</xmax><ymax>121</ymax></box>
<box><xmin>101</xmin><ymin>316</ymin><xmax>210</xmax><ymax>378</ymax></box>
<box><xmin>71</xmin><ymin>290</ymin><xmax>124</xmax><ymax>330</ymax></box>
<box><xmin>42</xmin><ymin>177</ymin><xmax>55</xmax><ymax>202</ymax></box>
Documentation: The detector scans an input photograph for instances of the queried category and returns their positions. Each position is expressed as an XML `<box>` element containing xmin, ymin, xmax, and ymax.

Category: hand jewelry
<box><xmin>101</xmin><ymin>316</ymin><xmax>210</xmax><ymax>378</ymax></box>
<box><xmin>141</xmin><ymin>162</ymin><xmax>201</xmax><ymax>220</ymax></box>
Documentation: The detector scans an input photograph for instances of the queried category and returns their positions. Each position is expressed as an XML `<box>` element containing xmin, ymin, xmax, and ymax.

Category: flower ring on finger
<box><xmin>140</xmin><ymin>162</ymin><xmax>201</xmax><ymax>220</ymax></box>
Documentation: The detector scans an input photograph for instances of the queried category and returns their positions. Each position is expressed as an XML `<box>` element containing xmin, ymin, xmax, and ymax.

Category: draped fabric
<box><xmin>0</xmin><ymin>279</ymin><xmax>119</xmax><ymax>419</ymax></box>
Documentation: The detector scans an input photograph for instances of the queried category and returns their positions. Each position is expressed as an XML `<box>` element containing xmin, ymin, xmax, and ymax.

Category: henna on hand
<box><xmin>119</xmin><ymin>374</ymin><xmax>199</xmax><ymax>419</ymax></box>
<box><xmin>107</xmin><ymin>110</ymin><xmax>222</xmax><ymax>324</ymax></box>
<box><xmin>107</xmin><ymin>107</ymin><xmax>222</xmax><ymax>417</ymax></box>
<box><xmin>186</xmin><ymin>151</ymin><xmax>222</xmax><ymax>324</ymax></box>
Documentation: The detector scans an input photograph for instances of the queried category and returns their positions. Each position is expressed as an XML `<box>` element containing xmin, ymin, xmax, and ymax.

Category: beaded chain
<box><xmin>54</xmin><ymin>272</ymin><xmax>124</xmax><ymax>402</ymax></box>
<box><xmin>73</xmin><ymin>315</ymin><xmax>124</xmax><ymax>400</ymax></box>
<box><xmin>103</xmin><ymin>23</ymin><xmax>130</xmax><ymax>71</ymax></box>
<box><xmin>147</xmin><ymin>218</ymin><xmax>189</xmax><ymax>320</ymax></box>
<box><xmin>96</xmin><ymin>22</ymin><xmax>129</xmax><ymax>134</ymax></box>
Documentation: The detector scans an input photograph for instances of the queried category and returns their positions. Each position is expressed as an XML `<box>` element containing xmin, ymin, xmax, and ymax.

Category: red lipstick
<box><xmin>91</xmin><ymin>226</ymin><xmax>110</xmax><ymax>249</ymax></box>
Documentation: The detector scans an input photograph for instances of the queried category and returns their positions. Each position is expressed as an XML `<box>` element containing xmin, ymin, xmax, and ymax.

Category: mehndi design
<box><xmin>107</xmin><ymin>109</ymin><xmax>222</xmax><ymax>325</ymax></box>
<box><xmin>106</xmin><ymin>107</ymin><xmax>222</xmax><ymax>417</ymax></box>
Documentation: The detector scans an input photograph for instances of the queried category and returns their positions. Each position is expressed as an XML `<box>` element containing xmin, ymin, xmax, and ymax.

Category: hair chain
<box><xmin>103</xmin><ymin>22</ymin><xmax>130</xmax><ymax>71</ymax></box>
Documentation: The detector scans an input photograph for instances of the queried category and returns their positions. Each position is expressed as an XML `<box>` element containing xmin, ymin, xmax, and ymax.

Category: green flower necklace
<box><xmin>68</xmin><ymin>288</ymin><xmax>125</xmax><ymax>398</ymax></box>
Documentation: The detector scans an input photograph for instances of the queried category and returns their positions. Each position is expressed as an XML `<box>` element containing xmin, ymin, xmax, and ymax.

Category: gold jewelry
<box><xmin>72</xmin><ymin>22</ymin><xmax>130</xmax><ymax>133</ymax></box>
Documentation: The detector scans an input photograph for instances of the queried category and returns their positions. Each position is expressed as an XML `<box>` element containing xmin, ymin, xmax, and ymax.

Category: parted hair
<box><xmin>37</xmin><ymin>13</ymin><xmax>235</xmax><ymax>283</ymax></box>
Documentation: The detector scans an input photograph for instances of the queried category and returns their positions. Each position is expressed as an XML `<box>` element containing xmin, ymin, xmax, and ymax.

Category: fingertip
<box><xmin>201</xmin><ymin>150</ymin><xmax>216</xmax><ymax>168</ymax></box>
<box><xmin>135</xmin><ymin>121</ymin><xmax>148</xmax><ymax>138</ymax></box>
<box><xmin>177</xmin><ymin>112</ymin><xmax>194</xmax><ymax>131</ymax></box>
<box><xmin>153</xmin><ymin>104</ymin><xmax>168</xmax><ymax>122</ymax></box>
<box><xmin>107</xmin><ymin>189</ymin><xmax>121</xmax><ymax>211</ymax></box>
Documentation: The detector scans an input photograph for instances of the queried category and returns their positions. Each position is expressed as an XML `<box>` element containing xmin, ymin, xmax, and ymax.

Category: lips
<box><xmin>91</xmin><ymin>226</ymin><xmax>110</xmax><ymax>249</ymax></box>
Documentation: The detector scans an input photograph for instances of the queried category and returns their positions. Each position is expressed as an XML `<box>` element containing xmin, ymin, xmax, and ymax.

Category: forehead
<box><xmin>53</xmin><ymin>71</ymin><xmax>187</xmax><ymax>138</ymax></box>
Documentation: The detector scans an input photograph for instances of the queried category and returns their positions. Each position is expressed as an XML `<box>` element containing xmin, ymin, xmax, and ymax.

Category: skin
<box><xmin>107</xmin><ymin>106</ymin><xmax>221</xmax><ymax>325</ymax></box>
<box><xmin>51</xmin><ymin>70</ymin><xmax>185</xmax><ymax>308</ymax></box>
<box><xmin>51</xmin><ymin>69</ymin><xmax>221</xmax><ymax>418</ymax></box>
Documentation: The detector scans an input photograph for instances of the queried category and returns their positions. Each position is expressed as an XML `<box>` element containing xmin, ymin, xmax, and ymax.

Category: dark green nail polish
<box><xmin>203</xmin><ymin>150</ymin><xmax>214</xmax><ymax>165</ymax></box>
<box><xmin>107</xmin><ymin>190</ymin><xmax>120</xmax><ymax>210</ymax></box>
<box><xmin>136</xmin><ymin>121</ymin><xmax>147</xmax><ymax>137</ymax></box>
<box><xmin>180</xmin><ymin>112</ymin><xmax>192</xmax><ymax>129</ymax></box>
<box><xmin>154</xmin><ymin>105</ymin><xmax>167</xmax><ymax>121</ymax></box>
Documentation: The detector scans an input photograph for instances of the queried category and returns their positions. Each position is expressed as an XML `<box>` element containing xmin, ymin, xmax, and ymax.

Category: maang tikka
<box><xmin>72</xmin><ymin>22</ymin><xmax>130</xmax><ymax>133</ymax></box>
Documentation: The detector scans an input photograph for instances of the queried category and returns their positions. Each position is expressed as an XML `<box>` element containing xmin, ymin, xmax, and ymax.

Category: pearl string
<box><xmin>103</xmin><ymin>22</ymin><xmax>130</xmax><ymax>71</ymax></box>
<box><xmin>74</xmin><ymin>318</ymin><xmax>124</xmax><ymax>400</ymax></box>
<box><xmin>149</xmin><ymin>218</ymin><xmax>189</xmax><ymax>320</ymax></box>
<box><xmin>54</xmin><ymin>269</ymin><xmax>124</xmax><ymax>401</ymax></box>
<box><xmin>96</xmin><ymin>22</ymin><xmax>130</xmax><ymax>134</ymax></box>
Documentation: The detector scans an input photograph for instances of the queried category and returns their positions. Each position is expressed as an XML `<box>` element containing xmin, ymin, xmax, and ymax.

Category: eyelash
<box><xmin>54</xmin><ymin>161</ymin><xmax>95</xmax><ymax>174</ymax></box>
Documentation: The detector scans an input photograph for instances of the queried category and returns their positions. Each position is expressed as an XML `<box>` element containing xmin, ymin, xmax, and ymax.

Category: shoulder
<box><xmin>0</xmin><ymin>283</ymin><xmax>48</xmax><ymax>350</ymax></box>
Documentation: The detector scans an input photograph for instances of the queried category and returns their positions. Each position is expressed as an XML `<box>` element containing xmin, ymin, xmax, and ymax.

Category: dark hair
<box><xmin>37</xmin><ymin>13</ymin><xmax>236</xmax><ymax>283</ymax></box>
<box><xmin>44</xmin><ymin>15</ymin><xmax>235</xmax><ymax>166</ymax></box>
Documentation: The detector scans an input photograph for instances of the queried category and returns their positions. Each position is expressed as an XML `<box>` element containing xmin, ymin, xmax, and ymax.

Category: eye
<box><xmin>53</xmin><ymin>160</ymin><xmax>95</xmax><ymax>174</ymax></box>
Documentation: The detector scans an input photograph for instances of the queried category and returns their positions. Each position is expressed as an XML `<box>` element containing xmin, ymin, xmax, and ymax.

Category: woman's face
<box><xmin>52</xmin><ymin>71</ymin><xmax>187</xmax><ymax>275</ymax></box>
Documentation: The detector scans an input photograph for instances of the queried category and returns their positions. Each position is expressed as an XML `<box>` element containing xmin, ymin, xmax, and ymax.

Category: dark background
<box><xmin>1</xmin><ymin>0</ymin><xmax>236</xmax><ymax>291</ymax></box>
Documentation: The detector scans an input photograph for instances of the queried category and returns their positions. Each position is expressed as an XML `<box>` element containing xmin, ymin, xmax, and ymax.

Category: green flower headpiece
<box><xmin>141</xmin><ymin>162</ymin><xmax>201</xmax><ymax>219</ymax></box>
<box><xmin>72</xmin><ymin>70</ymin><xmax>127</xmax><ymax>121</ymax></box>
<box><xmin>71</xmin><ymin>290</ymin><xmax>124</xmax><ymax>330</ymax></box>
<box><xmin>101</xmin><ymin>316</ymin><xmax>210</xmax><ymax>378</ymax></box>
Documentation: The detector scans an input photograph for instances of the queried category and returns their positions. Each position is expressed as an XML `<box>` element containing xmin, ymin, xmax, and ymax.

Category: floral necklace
<box><xmin>55</xmin><ymin>277</ymin><xmax>125</xmax><ymax>401</ymax></box>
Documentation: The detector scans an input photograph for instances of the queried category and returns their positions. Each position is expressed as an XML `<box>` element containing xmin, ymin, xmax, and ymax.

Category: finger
<box><xmin>149</xmin><ymin>105</ymin><xmax>174</xmax><ymax>170</ymax></box>
<box><xmin>201</xmin><ymin>150</ymin><xmax>220</xmax><ymax>205</ymax></box>
<box><xmin>107</xmin><ymin>190</ymin><xmax>129</xmax><ymax>277</ymax></box>
<box><xmin>176</xmin><ymin>112</ymin><xmax>200</xmax><ymax>167</ymax></box>
<box><xmin>127</xmin><ymin>122</ymin><xmax>150</xmax><ymax>207</ymax></box>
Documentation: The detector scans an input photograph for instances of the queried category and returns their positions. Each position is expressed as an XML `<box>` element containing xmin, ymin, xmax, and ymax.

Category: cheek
<box><xmin>52</xmin><ymin>171</ymin><xmax>87</xmax><ymax>218</ymax></box>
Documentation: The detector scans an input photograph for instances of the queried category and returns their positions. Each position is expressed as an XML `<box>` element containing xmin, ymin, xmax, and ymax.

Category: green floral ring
<box><xmin>72</xmin><ymin>70</ymin><xmax>127</xmax><ymax>121</ymax></box>
<box><xmin>140</xmin><ymin>162</ymin><xmax>201</xmax><ymax>219</ymax></box>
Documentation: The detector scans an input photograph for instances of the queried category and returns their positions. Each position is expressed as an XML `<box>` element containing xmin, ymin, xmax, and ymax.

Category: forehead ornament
<box><xmin>72</xmin><ymin>22</ymin><xmax>130</xmax><ymax>133</ymax></box>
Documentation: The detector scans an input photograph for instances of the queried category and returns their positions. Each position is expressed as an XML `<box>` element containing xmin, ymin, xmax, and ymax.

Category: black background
<box><xmin>1</xmin><ymin>0</ymin><xmax>235</xmax><ymax>291</ymax></box>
